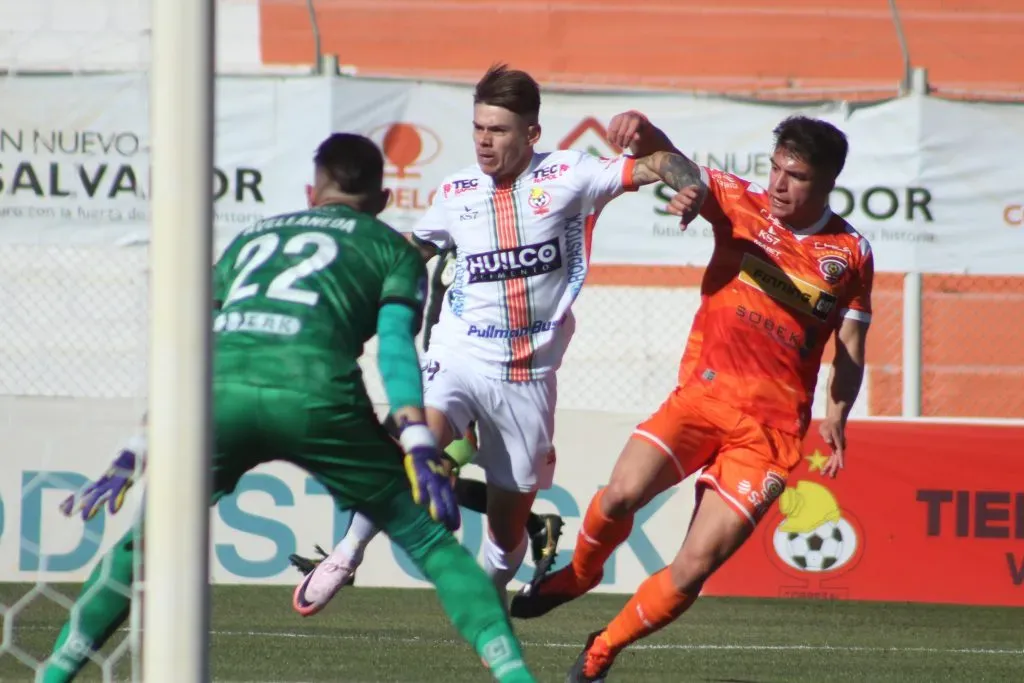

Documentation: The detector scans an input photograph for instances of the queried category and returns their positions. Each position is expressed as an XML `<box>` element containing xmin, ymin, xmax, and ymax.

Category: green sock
<box><xmin>419</xmin><ymin>537</ymin><xmax>535</xmax><ymax>683</ymax></box>
<box><xmin>475</xmin><ymin>622</ymin><xmax>535</xmax><ymax>683</ymax></box>
<box><xmin>42</xmin><ymin>530</ymin><xmax>136</xmax><ymax>683</ymax></box>
<box><xmin>371</xmin><ymin>490</ymin><xmax>535</xmax><ymax>682</ymax></box>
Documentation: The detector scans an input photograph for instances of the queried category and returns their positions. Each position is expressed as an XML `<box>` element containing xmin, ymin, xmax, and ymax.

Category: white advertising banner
<box><xmin>333</xmin><ymin>79</ymin><xmax>1024</xmax><ymax>275</ymax></box>
<box><xmin>0</xmin><ymin>397</ymin><xmax>695</xmax><ymax>592</ymax></box>
<box><xmin>3</xmin><ymin>74</ymin><xmax>1022</xmax><ymax>273</ymax></box>
<box><xmin>0</xmin><ymin>74</ymin><xmax>328</xmax><ymax>247</ymax></box>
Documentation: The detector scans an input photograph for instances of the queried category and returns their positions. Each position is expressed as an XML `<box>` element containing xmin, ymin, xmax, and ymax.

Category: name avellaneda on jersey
<box><xmin>466</xmin><ymin>236</ymin><xmax>562</xmax><ymax>284</ymax></box>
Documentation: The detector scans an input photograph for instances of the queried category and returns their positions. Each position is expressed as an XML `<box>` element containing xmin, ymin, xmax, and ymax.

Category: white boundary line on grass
<box><xmin>211</xmin><ymin>629</ymin><xmax>1024</xmax><ymax>656</ymax></box>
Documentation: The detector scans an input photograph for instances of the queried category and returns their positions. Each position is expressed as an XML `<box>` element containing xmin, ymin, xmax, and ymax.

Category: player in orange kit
<box><xmin>510</xmin><ymin>111</ymin><xmax>873</xmax><ymax>682</ymax></box>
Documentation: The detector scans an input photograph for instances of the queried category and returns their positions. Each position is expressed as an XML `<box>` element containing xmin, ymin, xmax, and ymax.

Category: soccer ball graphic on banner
<box><xmin>778</xmin><ymin>520</ymin><xmax>853</xmax><ymax>571</ymax></box>
<box><xmin>771</xmin><ymin>481</ymin><xmax>859</xmax><ymax>573</ymax></box>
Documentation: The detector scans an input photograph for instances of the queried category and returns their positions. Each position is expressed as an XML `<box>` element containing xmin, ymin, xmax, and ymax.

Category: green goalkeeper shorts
<box><xmin>211</xmin><ymin>382</ymin><xmax>408</xmax><ymax>508</ymax></box>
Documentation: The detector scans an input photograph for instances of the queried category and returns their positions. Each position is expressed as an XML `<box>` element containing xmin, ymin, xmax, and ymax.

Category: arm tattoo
<box><xmin>632</xmin><ymin>151</ymin><xmax>704</xmax><ymax>190</ymax></box>
<box><xmin>656</xmin><ymin>152</ymin><xmax>704</xmax><ymax>191</ymax></box>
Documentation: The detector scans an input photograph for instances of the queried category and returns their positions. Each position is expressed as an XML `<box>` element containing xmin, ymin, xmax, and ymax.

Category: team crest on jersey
<box><xmin>528</xmin><ymin>187</ymin><xmax>552</xmax><ymax>215</ymax></box>
<box><xmin>817</xmin><ymin>255</ymin><xmax>849</xmax><ymax>284</ymax></box>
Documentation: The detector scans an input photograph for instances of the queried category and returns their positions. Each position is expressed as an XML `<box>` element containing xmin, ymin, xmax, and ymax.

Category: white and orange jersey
<box><xmin>414</xmin><ymin>150</ymin><xmax>636</xmax><ymax>381</ymax></box>
<box><xmin>683</xmin><ymin>167</ymin><xmax>874</xmax><ymax>435</ymax></box>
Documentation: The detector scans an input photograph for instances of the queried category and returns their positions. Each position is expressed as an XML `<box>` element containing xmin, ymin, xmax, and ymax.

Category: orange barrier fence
<box><xmin>589</xmin><ymin>266</ymin><xmax>1024</xmax><ymax>418</ymax></box>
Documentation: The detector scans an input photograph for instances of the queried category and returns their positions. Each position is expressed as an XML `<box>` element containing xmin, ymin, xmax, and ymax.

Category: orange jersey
<box><xmin>681</xmin><ymin>167</ymin><xmax>874</xmax><ymax>436</ymax></box>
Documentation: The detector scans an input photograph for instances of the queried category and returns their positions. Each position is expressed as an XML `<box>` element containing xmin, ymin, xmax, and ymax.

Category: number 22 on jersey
<box><xmin>222</xmin><ymin>231</ymin><xmax>339</xmax><ymax>308</ymax></box>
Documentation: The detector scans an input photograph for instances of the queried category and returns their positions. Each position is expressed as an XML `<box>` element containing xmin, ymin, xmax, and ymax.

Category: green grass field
<box><xmin>1</xmin><ymin>584</ymin><xmax>1021</xmax><ymax>682</ymax></box>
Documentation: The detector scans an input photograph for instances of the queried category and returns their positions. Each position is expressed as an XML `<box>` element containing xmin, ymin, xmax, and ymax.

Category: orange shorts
<box><xmin>633</xmin><ymin>385</ymin><xmax>803</xmax><ymax>527</ymax></box>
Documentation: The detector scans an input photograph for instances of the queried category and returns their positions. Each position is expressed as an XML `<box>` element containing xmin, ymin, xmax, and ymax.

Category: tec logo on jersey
<box><xmin>528</xmin><ymin>187</ymin><xmax>552</xmax><ymax>215</ymax></box>
<box><xmin>443</xmin><ymin>178</ymin><xmax>479</xmax><ymax>198</ymax></box>
<box><xmin>532</xmin><ymin>163</ymin><xmax>569</xmax><ymax>183</ymax></box>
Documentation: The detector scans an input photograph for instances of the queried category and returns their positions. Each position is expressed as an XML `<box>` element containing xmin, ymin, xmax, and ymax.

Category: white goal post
<box><xmin>143</xmin><ymin>0</ymin><xmax>215</xmax><ymax>680</ymax></box>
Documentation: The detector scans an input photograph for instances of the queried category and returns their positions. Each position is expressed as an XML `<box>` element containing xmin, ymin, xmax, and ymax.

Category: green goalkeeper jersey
<box><xmin>212</xmin><ymin>203</ymin><xmax>427</xmax><ymax>409</ymax></box>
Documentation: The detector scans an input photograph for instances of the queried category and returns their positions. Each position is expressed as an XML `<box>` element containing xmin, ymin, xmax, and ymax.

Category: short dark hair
<box><xmin>313</xmin><ymin>133</ymin><xmax>384</xmax><ymax>195</ymax></box>
<box><xmin>772</xmin><ymin>116</ymin><xmax>849</xmax><ymax>181</ymax></box>
<box><xmin>474</xmin><ymin>63</ymin><xmax>541</xmax><ymax>123</ymax></box>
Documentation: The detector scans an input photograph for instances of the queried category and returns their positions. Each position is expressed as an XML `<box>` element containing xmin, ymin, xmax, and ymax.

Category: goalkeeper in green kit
<box><xmin>42</xmin><ymin>133</ymin><xmax>537</xmax><ymax>683</ymax></box>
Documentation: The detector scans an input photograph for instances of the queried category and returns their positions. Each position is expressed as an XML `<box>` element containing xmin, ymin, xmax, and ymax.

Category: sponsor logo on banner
<box><xmin>829</xmin><ymin>186</ymin><xmax>934</xmax><ymax>223</ymax></box>
<box><xmin>916</xmin><ymin>488</ymin><xmax>1024</xmax><ymax>588</ymax></box>
<box><xmin>466</xmin><ymin>237</ymin><xmax>562</xmax><ymax>283</ymax></box>
<box><xmin>368</xmin><ymin>122</ymin><xmax>442</xmax><ymax>211</ymax></box>
<box><xmin>649</xmin><ymin>170</ymin><xmax>939</xmax><ymax>250</ymax></box>
<box><xmin>704</xmin><ymin>421</ymin><xmax>1024</xmax><ymax>607</ymax></box>
<box><xmin>738</xmin><ymin>253</ymin><xmax>837</xmax><ymax>321</ymax></box>
<box><xmin>764</xmin><ymin>451</ymin><xmax>866</xmax><ymax>599</ymax></box>
<box><xmin>1004</xmin><ymin>204</ymin><xmax>1023</xmax><ymax>226</ymax></box>
<box><xmin>0</xmin><ymin>414</ymin><xmax>694</xmax><ymax>591</ymax></box>
<box><xmin>0</xmin><ymin>128</ymin><xmax>266</xmax><ymax>227</ymax></box>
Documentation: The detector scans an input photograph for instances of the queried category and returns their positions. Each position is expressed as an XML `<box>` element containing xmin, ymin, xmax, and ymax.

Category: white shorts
<box><xmin>421</xmin><ymin>354</ymin><xmax>557</xmax><ymax>493</ymax></box>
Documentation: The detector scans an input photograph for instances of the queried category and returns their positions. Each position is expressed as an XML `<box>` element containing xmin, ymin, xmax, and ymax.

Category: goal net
<box><xmin>1</xmin><ymin>1</ymin><xmax>152</xmax><ymax>680</ymax></box>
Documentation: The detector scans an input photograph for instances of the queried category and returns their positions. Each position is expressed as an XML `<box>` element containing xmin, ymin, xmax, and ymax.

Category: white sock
<box><xmin>123</xmin><ymin>433</ymin><xmax>147</xmax><ymax>473</ymax></box>
<box><xmin>333</xmin><ymin>512</ymin><xmax>380</xmax><ymax>568</ymax></box>
<box><xmin>123</xmin><ymin>431</ymin><xmax>147</xmax><ymax>453</ymax></box>
<box><xmin>482</xmin><ymin>531</ymin><xmax>529</xmax><ymax>603</ymax></box>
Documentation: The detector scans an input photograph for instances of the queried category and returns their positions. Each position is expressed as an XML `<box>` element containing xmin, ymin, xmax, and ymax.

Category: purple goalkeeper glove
<box><xmin>60</xmin><ymin>447</ymin><xmax>142</xmax><ymax>522</ymax></box>
<box><xmin>400</xmin><ymin>422</ymin><xmax>460</xmax><ymax>532</ymax></box>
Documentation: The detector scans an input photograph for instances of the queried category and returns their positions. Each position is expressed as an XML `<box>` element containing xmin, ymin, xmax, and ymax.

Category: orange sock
<box><xmin>601</xmin><ymin>568</ymin><xmax>696</xmax><ymax>653</ymax></box>
<box><xmin>571</xmin><ymin>489</ymin><xmax>633</xmax><ymax>583</ymax></box>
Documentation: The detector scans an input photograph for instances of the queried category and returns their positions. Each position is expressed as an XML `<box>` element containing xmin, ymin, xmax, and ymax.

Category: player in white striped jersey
<box><xmin>291</xmin><ymin>63</ymin><xmax>706</xmax><ymax>613</ymax></box>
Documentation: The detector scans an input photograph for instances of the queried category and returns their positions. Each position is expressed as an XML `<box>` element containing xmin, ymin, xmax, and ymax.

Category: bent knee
<box><xmin>670</xmin><ymin>545</ymin><xmax>718</xmax><ymax>593</ymax></box>
<box><xmin>601</xmin><ymin>477</ymin><xmax>650</xmax><ymax>518</ymax></box>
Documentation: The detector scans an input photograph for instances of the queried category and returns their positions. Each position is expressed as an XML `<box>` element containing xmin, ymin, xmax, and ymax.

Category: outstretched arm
<box><xmin>607</xmin><ymin>110</ymin><xmax>681</xmax><ymax>157</ymax></box>
<box><xmin>608</xmin><ymin>111</ymin><xmax>706</xmax><ymax>225</ymax></box>
<box><xmin>631</xmin><ymin>150</ymin><xmax>706</xmax><ymax>193</ymax></box>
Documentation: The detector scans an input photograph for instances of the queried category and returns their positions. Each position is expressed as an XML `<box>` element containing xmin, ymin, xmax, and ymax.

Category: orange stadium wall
<box><xmin>258</xmin><ymin>0</ymin><xmax>1024</xmax><ymax>101</ymax></box>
